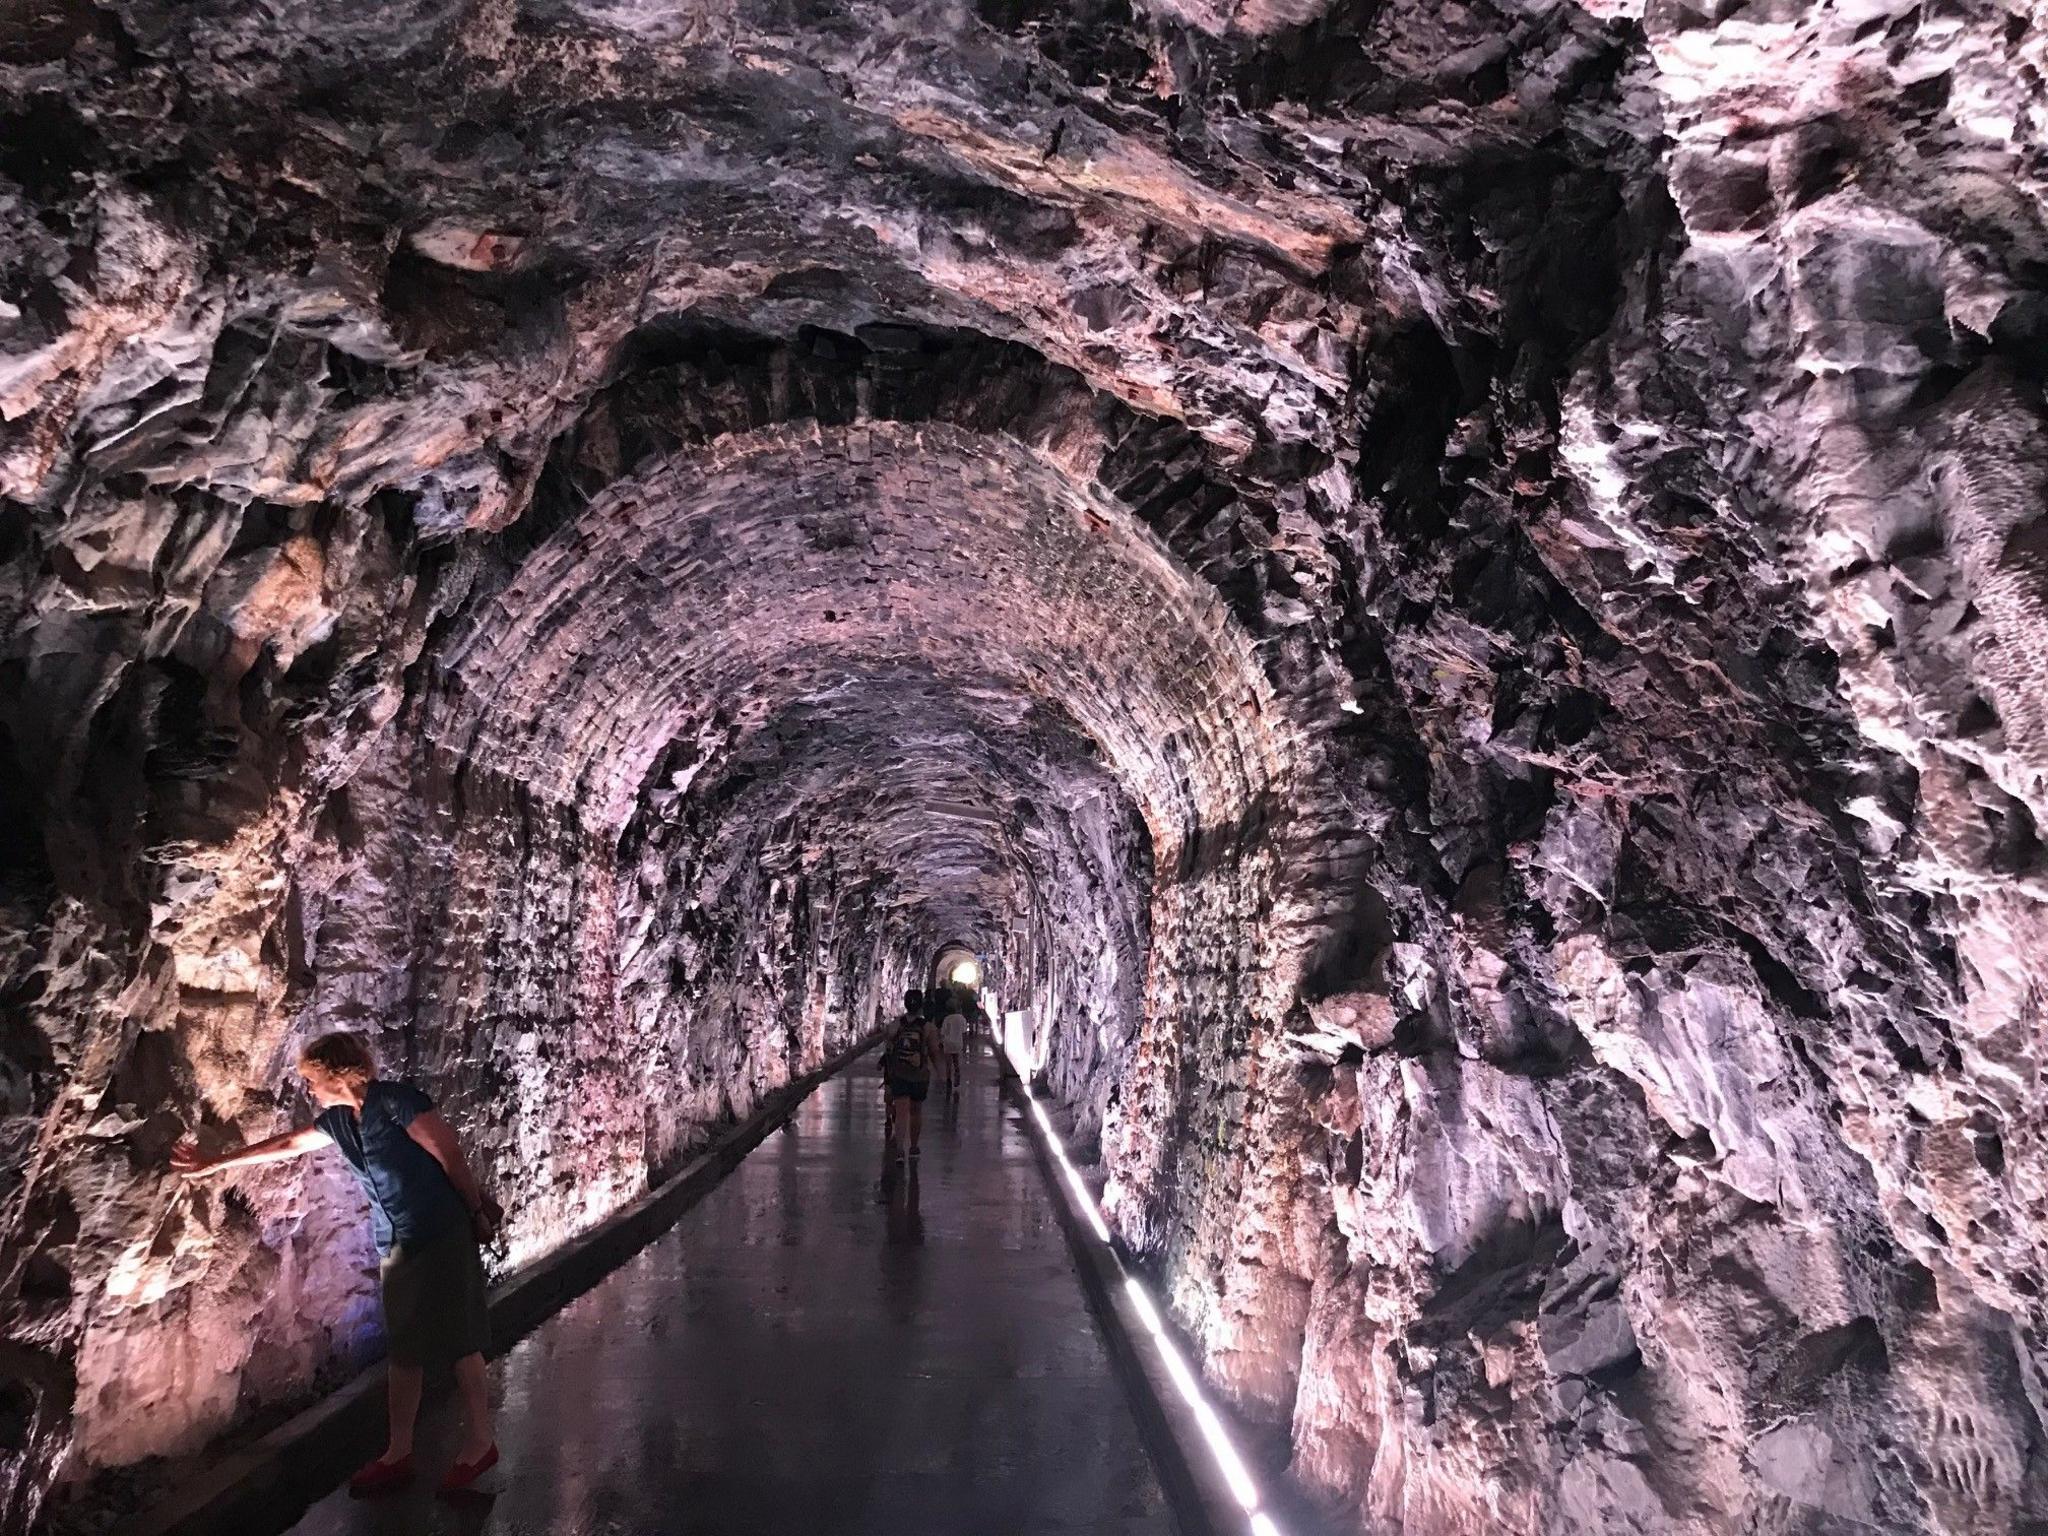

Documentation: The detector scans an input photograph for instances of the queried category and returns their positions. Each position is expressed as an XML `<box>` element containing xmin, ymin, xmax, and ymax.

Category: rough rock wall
<box><xmin>1011</xmin><ymin>773</ymin><xmax>1153</xmax><ymax>1145</ymax></box>
<box><xmin>616</xmin><ymin>761</ymin><xmax>905</xmax><ymax>1179</ymax></box>
<box><xmin>5</xmin><ymin>0</ymin><xmax>2048</xmax><ymax>1533</ymax></box>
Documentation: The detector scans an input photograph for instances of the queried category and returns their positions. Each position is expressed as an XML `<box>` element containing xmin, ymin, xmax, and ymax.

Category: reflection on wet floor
<box><xmin>280</xmin><ymin>1038</ymin><xmax>1173</xmax><ymax>1536</ymax></box>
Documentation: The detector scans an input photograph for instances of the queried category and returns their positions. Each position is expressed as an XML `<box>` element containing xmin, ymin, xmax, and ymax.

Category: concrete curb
<box><xmin>999</xmin><ymin>1072</ymin><xmax>1241</xmax><ymax>1536</ymax></box>
<box><xmin>129</xmin><ymin>1041</ymin><xmax>871</xmax><ymax>1536</ymax></box>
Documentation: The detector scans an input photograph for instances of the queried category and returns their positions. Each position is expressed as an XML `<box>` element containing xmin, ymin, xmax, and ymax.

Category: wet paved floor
<box><xmin>282</xmin><ymin>1036</ymin><xmax>1176</xmax><ymax>1536</ymax></box>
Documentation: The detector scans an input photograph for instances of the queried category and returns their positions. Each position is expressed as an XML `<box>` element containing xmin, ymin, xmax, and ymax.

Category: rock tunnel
<box><xmin>6</xmin><ymin>0</ymin><xmax>2048</xmax><ymax>1531</ymax></box>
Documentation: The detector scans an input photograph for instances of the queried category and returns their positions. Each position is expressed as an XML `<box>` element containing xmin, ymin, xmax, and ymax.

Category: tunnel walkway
<box><xmin>279</xmin><ymin>1034</ymin><xmax>1176</xmax><ymax>1536</ymax></box>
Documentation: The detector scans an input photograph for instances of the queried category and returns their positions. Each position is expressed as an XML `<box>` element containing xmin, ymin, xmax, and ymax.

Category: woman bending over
<box><xmin>173</xmin><ymin>1032</ymin><xmax>504</xmax><ymax>1496</ymax></box>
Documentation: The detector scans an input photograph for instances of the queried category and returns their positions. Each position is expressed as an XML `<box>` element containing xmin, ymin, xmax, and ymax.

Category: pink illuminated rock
<box><xmin>5</xmin><ymin>0</ymin><xmax>2048</xmax><ymax>1534</ymax></box>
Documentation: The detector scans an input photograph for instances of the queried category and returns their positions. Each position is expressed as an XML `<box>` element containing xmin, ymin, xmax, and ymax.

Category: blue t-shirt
<box><xmin>316</xmin><ymin>1081</ymin><xmax>468</xmax><ymax>1255</ymax></box>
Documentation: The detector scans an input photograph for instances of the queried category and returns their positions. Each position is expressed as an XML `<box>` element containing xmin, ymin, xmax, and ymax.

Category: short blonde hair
<box><xmin>298</xmin><ymin>1032</ymin><xmax>376</xmax><ymax>1089</ymax></box>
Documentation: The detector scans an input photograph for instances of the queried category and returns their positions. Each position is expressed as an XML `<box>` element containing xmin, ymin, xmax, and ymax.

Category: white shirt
<box><xmin>942</xmin><ymin>1013</ymin><xmax>967</xmax><ymax>1051</ymax></box>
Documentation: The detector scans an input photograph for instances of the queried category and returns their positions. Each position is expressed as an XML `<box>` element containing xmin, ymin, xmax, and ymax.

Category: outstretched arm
<box><xmin>172</xmin><ymin>1125</ymin><xmax>327</xmax><ymax>1176</ymax></box>
<box><xmin>405</xmin><ymin>1111</ymin><xmax>501</xmax><ymax>1236</ymax></box>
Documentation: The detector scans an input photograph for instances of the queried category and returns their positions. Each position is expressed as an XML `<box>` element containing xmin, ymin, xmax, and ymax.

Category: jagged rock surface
<box><xmin>4</xmin><ymin>0</ymin><xmax>2048</xmax><ymax>1532</ymax></box>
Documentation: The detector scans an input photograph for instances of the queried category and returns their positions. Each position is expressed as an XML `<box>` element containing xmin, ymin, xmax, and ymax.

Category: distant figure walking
<box><xmin>881</xmin><ymin>992</ymin><xmax>942</xmax><ymax>1163</ymax></box>
<box><xmin>172</xmin><ymin>1032</ymin><xmax>504</xmax><ymax>1496</ymax></box>
<box><xmin>940</xmin><ymin>1002</ymin><xmax>968</xmax><ymax>1096</ymax></box>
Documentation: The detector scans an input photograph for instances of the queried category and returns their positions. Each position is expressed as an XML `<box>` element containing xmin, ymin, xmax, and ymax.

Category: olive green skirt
<box><xmin>379</xmin><ymin>1224</ymin><xmax>490</xmax><ymax>1367</ymax></box>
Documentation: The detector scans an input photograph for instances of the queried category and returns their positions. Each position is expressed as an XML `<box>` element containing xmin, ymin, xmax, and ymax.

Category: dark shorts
<box><xmin>885</xmin><ymin>1077</ymin><xmax>929</xmax><ymax>1103</ymax></box>
<box><xmin>380</xmin><ymin>1223</ymin><xmax>490</xmax><ymax>1368</ymax></box>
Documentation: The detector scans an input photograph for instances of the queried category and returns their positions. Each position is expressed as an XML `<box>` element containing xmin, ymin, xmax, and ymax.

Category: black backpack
<box><xmin>884</xmin><ymin>1020</ymin><xmax>930</xmax><ymax>1080</ymax></box>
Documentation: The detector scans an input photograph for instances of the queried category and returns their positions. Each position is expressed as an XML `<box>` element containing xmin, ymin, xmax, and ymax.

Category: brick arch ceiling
<box><xmin>422</xmin><ymin>420</ymin><xmax>1301</xmax><ymax>933</ymax></box>
<box><xmin>639</xmin><ymin>664</ymin><xmax>1142</xmax><ymax>966</ymax></box>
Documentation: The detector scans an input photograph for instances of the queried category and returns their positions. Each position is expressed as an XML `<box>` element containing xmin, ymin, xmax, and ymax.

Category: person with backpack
<box><xmin>882</xmin><ymin>988</ymin><xmax>921</xmax><ymax>1143</ymax></box>
<box><xmin>881</xmin><ymin>990</ymin><xmax>943</xmax><ymax>1162</ymax></box>
<box><xmin>170</xmin><ymin>1032</ymin><xmax>504</xmax><ymax>1496</ymax></box>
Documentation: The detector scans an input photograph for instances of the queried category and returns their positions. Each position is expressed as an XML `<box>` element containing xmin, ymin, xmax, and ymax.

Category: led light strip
<box><xmin>1006</xmin><ymin>1050</ymin><xmax>1286</xmax><ymax>1536</ymax></box>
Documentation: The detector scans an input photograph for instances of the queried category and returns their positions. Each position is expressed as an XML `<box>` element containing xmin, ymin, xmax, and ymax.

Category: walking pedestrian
<box><xmin>883</xmin><ymin>988</ymin><xmax>923</xmax><ymax>1144</ymax></box>
<box><xmin>880</xmin><ymin>997</ymin><xmax>942</xmax><ymax>1163</ymax></box>
<box><xmin>940</xmin><ymin>1002</ymin><xmax>967</xmax><ymax>1096</ymax></box>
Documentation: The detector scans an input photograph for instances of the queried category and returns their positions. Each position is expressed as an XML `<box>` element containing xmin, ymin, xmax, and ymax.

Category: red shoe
<box><xmin>438</xmin><ymin>1443</ymin><xmax>500</xmax><ymax>1495</ymax></box>
<box><xmin>348</xmin><ymin>1453</ymin><xmax>414</xmax><ymax>1496</ymax></box>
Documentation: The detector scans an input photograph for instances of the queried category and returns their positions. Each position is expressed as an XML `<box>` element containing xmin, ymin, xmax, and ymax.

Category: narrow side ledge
<box><xmin>1002</xmin><ymin>1072</ymin><xmax>1240</xmax><ymax>1536</ymax></box>
<box><xmin>130</xmin><ymin>1041</ymin><xmax>871</xmax><ymax>1536</ymax></box>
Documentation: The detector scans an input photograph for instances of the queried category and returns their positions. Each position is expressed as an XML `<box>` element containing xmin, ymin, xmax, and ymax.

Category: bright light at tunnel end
<box><xmin>1003</xmin><ymin>1038</ymin><xmax>1285</xmax><ymax>1536</ymax></box>
<box><xmin>947</xmin><ymin>957</ymin><xmax>981</xmax><ymax>987</ymax></box>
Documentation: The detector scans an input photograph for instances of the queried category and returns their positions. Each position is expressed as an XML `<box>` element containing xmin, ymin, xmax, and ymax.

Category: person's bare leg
<box><xmin>908</xmin><ymin>1098</ymin><xmax>923</xmax><ymax>1153</ymax></box>
<box><xmin>384</xmin><ymin>1363</ymin><xmax>425</xmax><ymax>1461</ymax></box>
<box><xmin>452</xmin><ymin>1353</ymin><xmax>494</xmax><ymax>1462</ymax></box>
